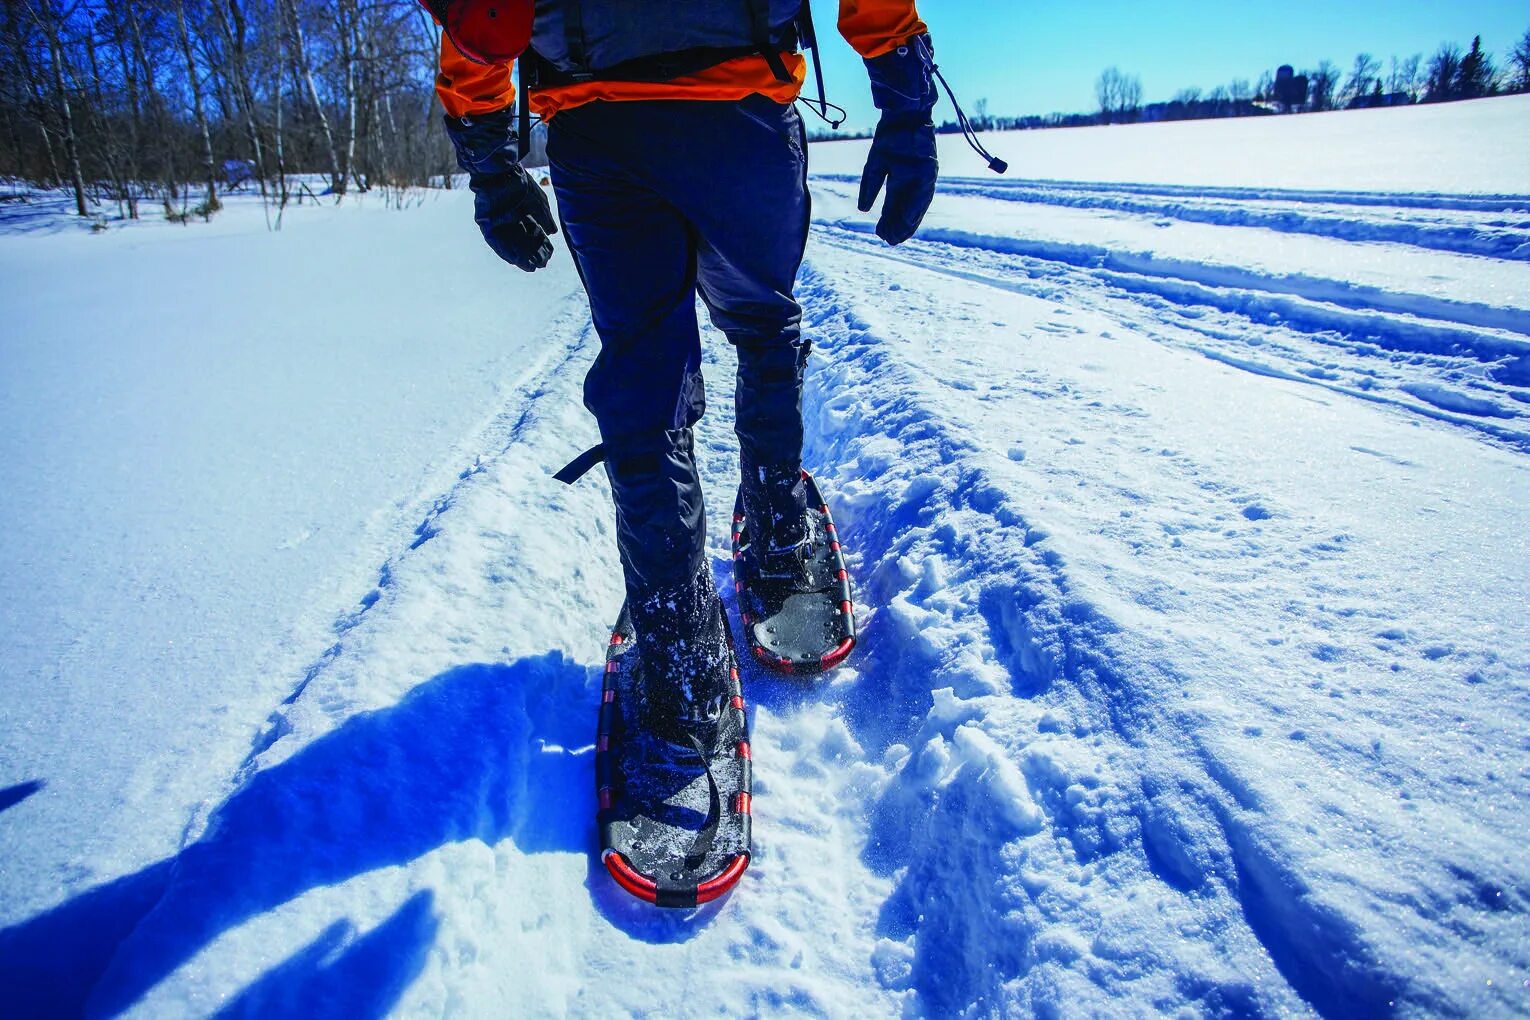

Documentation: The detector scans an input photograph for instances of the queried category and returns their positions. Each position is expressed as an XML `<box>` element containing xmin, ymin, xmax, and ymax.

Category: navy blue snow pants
<box><xmin>547</xmin><ymin>96</ymin><xmax>811</xmax><ymax>596</ymax></box>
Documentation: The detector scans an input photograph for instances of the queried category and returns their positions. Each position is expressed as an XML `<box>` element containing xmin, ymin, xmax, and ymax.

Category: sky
<box><xmin>809</xmin><ymin>0</ymin><xmax>1530</xmax><ymax>131</ymax></box>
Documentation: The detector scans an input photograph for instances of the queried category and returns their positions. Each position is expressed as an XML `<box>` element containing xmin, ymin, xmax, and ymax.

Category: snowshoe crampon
<box><xmin>597</xmin><ymin>606</ymin><xmax>752</xmax><ymax>907</ymax></box>
<box><xmin>732</xmin><ymin>471</ymin><xmax>857</xmax><ymax>675</ymax></box>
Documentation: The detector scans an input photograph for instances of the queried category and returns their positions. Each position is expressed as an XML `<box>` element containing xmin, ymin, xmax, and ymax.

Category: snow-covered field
<box><xmin>2</xmin><ymin>95</ymin><xmax>1528</xmax><ymax>1017</ymax></box>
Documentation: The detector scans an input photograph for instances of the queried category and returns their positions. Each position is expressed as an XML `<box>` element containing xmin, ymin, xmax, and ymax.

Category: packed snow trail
<box><xmin>792</xmin><ymin>243</ymin><xmax>1529</xmax><ymax>1016</ymax></box>
<box><xmin>15</xmin><ymin>215</ymin><xmax>1526</xmax><ymax>1015</ymax></box>
<box><xmin>3</xmin><ymin>99</ymin><xmax>1529</xmax><ymax>1018</ymax></box>
<box><xmin>3</xmin><ymin>303</ymin><xmax>919</xmax><ymax>1017</ymax></box>
<box><xmin>0</xmin><ymin>191</ymin><xmax>585</xmax><ymax>930</ymax></box>
<box><xmin>811</xmin><ymin>181</ymin><xmax>1530</xmax><ymax>451</ymax></box>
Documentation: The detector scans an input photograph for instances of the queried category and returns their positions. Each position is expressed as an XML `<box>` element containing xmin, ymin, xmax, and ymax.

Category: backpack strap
<box><xmin>564</xmin><ymin>0</ymin><xmax>594</xmax><ymax>81</ymax></box>
<box><xmin>517</xmin><ymin>70</ymin><xmax>532</xmax><ymax>161</ymax></box>
<box><xmin>747</xmin><ymin>0</ymin><xmax>792</xmax><ymax>82</ymax></box>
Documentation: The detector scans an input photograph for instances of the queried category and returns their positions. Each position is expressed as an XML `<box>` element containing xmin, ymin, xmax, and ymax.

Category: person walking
<box><xmin>427</xmin><ymin>0</ymin><xmax>941</xmax><ymax>904</ymax></box>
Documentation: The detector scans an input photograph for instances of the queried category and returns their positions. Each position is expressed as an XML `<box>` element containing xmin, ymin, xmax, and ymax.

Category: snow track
<box><xmin>5</xmin><ymin>108</ymin><xmax>1530</xmax><ymax>1018</ymax></box>
<box><xmin>817</xmin><ymin>174</ymin><xmax>1530</xmax><ymax>261</ymax></box>
<box><xmin>789</xmin><ymin>233</ymin><xmax>1530</xmax><ymax>1016</ymax></box>
<box><xmin>813</xmin><ymin>181</ymin><xmax>1530</xmax><ymax>453</ymax></box>
<box><xmin>3</xmin><ymin>295</ymin><xmax>931</xmax><ymax>1017</ymax></box>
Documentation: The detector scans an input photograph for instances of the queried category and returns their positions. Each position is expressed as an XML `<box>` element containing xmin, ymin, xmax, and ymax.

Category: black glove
<box><xmin>859</xmin><ymin>35</ymin><xmax>938</xmax><ymax>246</ymax></box>
<box><xmin>444</xmin><ymin>108</ymin><xmax>556</xmax><ymax>272</ymax></box>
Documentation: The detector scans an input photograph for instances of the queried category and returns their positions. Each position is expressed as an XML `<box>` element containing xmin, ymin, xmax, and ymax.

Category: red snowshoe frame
<box><xmin>596</xmin><ymin>625</ymin><xmax>752</xmax><ymax>907</ymax></box>
<box><xmin>732</xmin><ymin>470</ymin><xmax>857</xmax><ymax>675</ymax></box>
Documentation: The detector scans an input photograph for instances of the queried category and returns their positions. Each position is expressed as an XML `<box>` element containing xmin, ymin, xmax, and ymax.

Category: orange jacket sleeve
<box><xmin>837</xmin><ymin>0</ymin><xmax>927</xmax><ymax>59</ymax></box>
<box><xmin>436</xmin><ymin>31</ymin><xmax>516</xmax><ymax>118</ymax></box>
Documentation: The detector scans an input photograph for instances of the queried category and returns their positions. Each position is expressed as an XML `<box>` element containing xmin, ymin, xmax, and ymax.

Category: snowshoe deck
<box><xmin>597</xmin><ymin>606</ymin><xmax>752</xmax><ymax>908</ymax></box>
<box><xmin>731</xmin><ymin>471</ymin><xmax>857</xmax><ymax>675</ymax></box>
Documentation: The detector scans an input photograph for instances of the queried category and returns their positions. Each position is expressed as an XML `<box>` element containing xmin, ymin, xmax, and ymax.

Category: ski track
<box><xmin>809</xmin><ymin>205</ymin><xmax>1530</xmax><ymax>454</ymax></box>
<box><xmin>787</xmin><ymin>240</ymin><xmax>1528</xmax><ymax>1016</ymax></box>
<box><xmin>815</xmin><ymin>173</ymin><xmax>1530</xmax><ymax>261</ymax></box>
<box><xmin>10</xmin><ymin>174</ymin><xmax>1529</xmax><ymax>1017</ymax></box>
<box><xmin>790</xmin><ymin>263</ymin><xmax>1325</xmax><ymax>1017</ymax></box>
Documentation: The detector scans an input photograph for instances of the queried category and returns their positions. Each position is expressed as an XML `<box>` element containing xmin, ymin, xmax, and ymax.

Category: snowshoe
<box><xmin>596</xmin><ymin>605</ymin><xmax>752</xmax><ymax>907</ymax></box>
<box><xmin>732</xmin><ymin>470</ymin><xmax>857</xmax><ymax>675</ymax></box>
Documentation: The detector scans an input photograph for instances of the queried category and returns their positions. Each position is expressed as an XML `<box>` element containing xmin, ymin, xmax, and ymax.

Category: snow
<box><xmin>0</xmin><ymin>190</ymin><xmax>584</xmax><ymax>921</ymax></box>
<box><xmin>811</xmin><ymin>93</ymin><xmax>1530</xmax><ymax>194</ymax></box>
<box><xmin>2</xmin><ymin>96</ymin><xmax>1529</xmax><ymax>1017</ymax></box>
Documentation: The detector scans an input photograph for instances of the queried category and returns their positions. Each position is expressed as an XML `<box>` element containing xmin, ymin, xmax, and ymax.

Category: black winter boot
<box><xmin>739</xmin><ymin>454</ymin><xmax>810</xmax><ymax>582</ymax></box>
<box><xmin>627</xmin><ymin>562</ymin><xmax>731</xmax><ymax>747</ymax></box>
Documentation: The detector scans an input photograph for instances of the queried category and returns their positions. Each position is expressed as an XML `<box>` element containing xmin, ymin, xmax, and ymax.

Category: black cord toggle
<box><xmin>921</xmin><ymin>42</ymin><xmax>1007</xmax><ymax>175</ymax></box>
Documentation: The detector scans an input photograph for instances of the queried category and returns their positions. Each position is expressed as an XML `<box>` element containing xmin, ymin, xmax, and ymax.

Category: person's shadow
<box><xmin>0</xmin><ymin>651</ymin><xmax>604</xmax><ymax>1018</ymax></box>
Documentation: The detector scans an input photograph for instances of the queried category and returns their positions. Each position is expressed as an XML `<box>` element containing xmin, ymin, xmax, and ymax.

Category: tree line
<box><xmin>965</xmin><ymin>26</ymin><xmax>1530</xmax><ymax>133</ymax></box>
<box><xmin>8</xmin><ymin>9</ymin><xmax>1529</xmax><ymax>200</ymax></box>
<box><xmin>1</xmin><ymin>0</ymin><xmax>453</xmax><ymax>223</ymax></box>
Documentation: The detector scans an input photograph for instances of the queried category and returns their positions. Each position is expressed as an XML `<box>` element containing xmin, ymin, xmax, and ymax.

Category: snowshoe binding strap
<box><xmin>636</xmin><ymin>693</ymin><xmax>726</xmax><ymax>872</ymax></box>
<box><xmin>597</xmin><ymin>606</ymin><xmax>752</xmax><ymax>907</ymax></box>
<box><xmin>679</xmin><ymin>729</ymin><xmax>723</xmax><ymax>871</ymax></box>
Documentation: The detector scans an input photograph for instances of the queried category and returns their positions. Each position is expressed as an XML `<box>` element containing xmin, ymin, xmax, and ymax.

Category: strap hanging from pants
<box><xmin>555</xmin><ymin>443</ymin><xmax>606</xmax><ymax>484</ymax></box>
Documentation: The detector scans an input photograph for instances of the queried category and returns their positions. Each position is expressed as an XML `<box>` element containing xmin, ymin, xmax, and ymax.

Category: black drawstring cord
<box><xmin>797</xmin><ymin>94</ymin><xmax>848</xmax><ymax>129</ymax></box>
<box><xmin>794</xmin><ymin>2</ymin><xmax>845</xmax><ymax>130</ymax></box>
<box><xmin>917</xmin><ymin>37</ymin><xmax>1008</xmax><ymax>174</ymax></box>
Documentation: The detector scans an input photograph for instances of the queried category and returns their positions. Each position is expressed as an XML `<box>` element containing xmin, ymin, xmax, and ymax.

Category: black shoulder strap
<box><xmin>795</xmin><ymin>0</ymin><xmax>817</xmax><ymax>50</ymax></box>
<box><xmin>517</xmin><ymin>69</ymin><xmax>531</xmax><ymax>162</ymax></box>
<box><xmin>747</xmin><ymin>0</ymin><xmax>792</xmax><ymax>82</ymax></box>
<box><xmin>564</xmin><ymin>0</ymin><xmax>593</xmax><ymax>80</ymax></box>
<box><xmin>796</xmin><ymin>0</ymin><xmax>836</xmax><ymax>125</ymax></box>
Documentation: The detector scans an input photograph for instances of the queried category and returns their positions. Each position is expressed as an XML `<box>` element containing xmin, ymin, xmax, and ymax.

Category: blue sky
<box><xmin>810</xmin><ymin>0</ymin><xmax>1530</xmax><ymax>131</ymax></box>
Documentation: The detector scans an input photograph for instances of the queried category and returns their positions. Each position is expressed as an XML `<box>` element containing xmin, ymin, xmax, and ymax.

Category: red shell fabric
<box><xmin>445</xmin><ymin>0</ymin><xmax>534</xmax><ymax>65</ymax></box>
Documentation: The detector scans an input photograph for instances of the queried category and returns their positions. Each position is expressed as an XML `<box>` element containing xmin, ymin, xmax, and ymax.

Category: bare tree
<box><xmin>1228</xmin><ymin>77</ymin><xmax>1252</xmax><ymax>103</ymax></box>
<box><xmin>1512</xmin><ymin>27</ymin><xmax>1530</xmax><ymax>93</ymax></box>
<box><xmin>1121</xmin><ymin>72</ymin><xmax>1142</xmax><ymax>117</ymax></box>
<box><xmin>1096</xmin><ymin>66</ymin><xmax>1122</xmax><ymax>123</ymax></box>
<box><xmin>212</xmin><ymin>0</ymin><xmax>267</xmax><ymax>201</ymax></box>
<box><xmin>80</xmin><ymin>12</ymin><xmax>134</xmax><ymax>215</ymax></box>
<box><xmin>1095</xmin><ymin>66</ymin><xmax>1142</xmax><ymax>124</ymax></box>
<box><xmin>4</xmin><ymin>0</ymin><xmax>63</xmax><ymax>184</ymax></box>
<box><xmin>1394</xmin><ymin>53</ymin><xmax>1423</xmax><ymax>102</ymax></box>
<box><xmin>279</xmin><ymin>0</ymin><xmax>340</xmax><ymax>191</ymax></box>
<box><xmin>175</xmin><ymin>0</ymin><xmax>218</xmax><ymax>214</ymax></box>
<box><xmin>336</xmin><ymin>0</ymin><xmax>359</xmax><ymax>193</ymax></box>
<box><xmin>1306</xmin><ymin>60</ymin><xmax>1340</xmax><ymax>111</ymax></box>
<box><xmin>106</xmin><ymin>5</ymin><xmax>144</xmax><ymax>216</ymax></box>
<box><xmin>1344</xmin><ymin>52</ymin><xmax>1379</xmax><ymax>106</ymax></box>
<box><xmin>28</xmin><ymin>0</ymin><xmax>88</xmax><ymax>214</ymax></box>
<box><xmin>273</xmin><ymin>8</ymin><xmax>287</xmax><ymax>212</ymax></box>
<box><xmin>1426</xmin><ymin>44</ymin><xmax>1463</xmax><ymax>102</ymax></box>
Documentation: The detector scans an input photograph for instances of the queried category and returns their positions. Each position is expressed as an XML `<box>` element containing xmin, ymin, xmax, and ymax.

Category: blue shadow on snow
<box><xmin>213</xmin><ymin>890</ymin><xmax>439</xmax><ymax>1020</ymax></box>
<box><xmin>0</xmin><ymin>651</ymin><xmax>621</xmax><ymax>1017</ymax></box>
<box><xmin>0</xmin><ymin>779</ymin><xmax>46</xmax><ymax>815</ymax></box>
